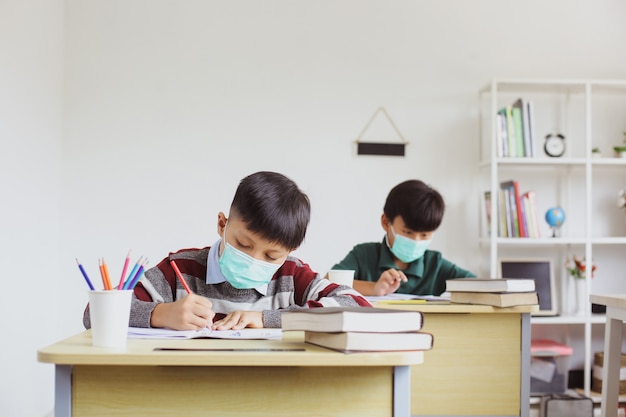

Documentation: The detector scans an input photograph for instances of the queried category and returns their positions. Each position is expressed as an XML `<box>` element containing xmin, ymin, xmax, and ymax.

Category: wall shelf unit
<box><xmin>478</xmin><ymin>78</ymin><xmax>626</xmax><ymax>396</ymax></box>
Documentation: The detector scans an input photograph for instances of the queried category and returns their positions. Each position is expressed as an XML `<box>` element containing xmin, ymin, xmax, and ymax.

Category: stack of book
<box><xmin>446</xmin><ymin>278</ymin><xmax>538</xmax><ymax>308</ymax></box>
<box><xmin>281</xmin><ymin>306</ymin><xmax>433</xmax><ymax>353</ymax></box>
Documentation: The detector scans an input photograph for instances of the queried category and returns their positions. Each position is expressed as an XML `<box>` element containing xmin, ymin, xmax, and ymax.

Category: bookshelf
<box><xmin>478</xmin><ymin>79</ymin><xmax>626</xmax><ymax>396</ymax></box>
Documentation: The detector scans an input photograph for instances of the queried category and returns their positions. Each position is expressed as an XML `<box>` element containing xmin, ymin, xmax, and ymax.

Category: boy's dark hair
<box><xmin>383</xmin><ymin>180</ymin><xmax>445</xmax><ymax>232</ymax></box>
<box><xmin>230</xmin><ymin>171</ymin><xmax>310</xmax><ymax>250</ymax></box>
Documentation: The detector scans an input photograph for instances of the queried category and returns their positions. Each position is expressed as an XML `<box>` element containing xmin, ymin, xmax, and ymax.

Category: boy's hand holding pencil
<box><xmin>149</xmin><ymin>260</ymin><xmax>216</xmax><ymax>331</ymax></box>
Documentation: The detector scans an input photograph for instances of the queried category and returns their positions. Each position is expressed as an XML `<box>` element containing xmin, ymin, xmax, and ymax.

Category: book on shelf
<box><xmin>446</xmin><ymin>278</ymin><xmax>536</xmax><ymax>293</ymax></box>
<box><xmin>522</xmin><ymin>190</ymin><xmax>541</xmax><ymax>238</ymax></box>
<box><xmin>487</xmin><ymin>180</ymin><xmax>540</xmax><ymax>238</ymax></box>
<box><xmin>521</xmin><ymin>98</ymin><xmax>535</xmax><ymax>157</ymax></box>
<box><xmin>512</xmin><ymin>98</ymin><xmax>536</xmax><ymax>157</ymax></box>
<box><xmin>511</xmin><ymin>101</ymin><xmax>525</xmax><ymax>157</ymax></box>
<box><xmin>483</xmin><ymin>190</ymin><xmax>493</xmax><ymax>236</ymax></box>
<box><xmin>498</xmin><ymin>188</ymin><xmax>508</xmax><ymax>237</ymax></box>
<box><xmin>505</xmin><ymin>106</ymin><xmax>517</xmax><ymax>157</ymax></box>
<box><xmin>496</xmin><ymin>110</ymin><xmax>509</xmax><ymax>157</ymax></box>
<box><xmin>281</xmin><ymin>306</ymin><xmax>423</xmax><ymax>333</ymax></box>
<box><xmin>449</xmin><ymin>291</ymin><xmax>539</xmax><ymax>307</ymax></box>
<box><xmin>304</xmin><ymin>330</ymin><xmax>434</xmax><ymax>353</ymax></box>
<box><xmin>500</xmin><ymin>180</ymin><xmax>524</xmax><ymax>237</ymax></box>
<box><xmin>495</xmin><ymin>98</ymin><xmax>535</xmax><ymax>158</ymax></box>
<box><xmin>499</xmin><ymin>180</ymin><xmax>523</xmax><ymax>237</ymax></box>
<box><xmin>127</xmin><ymin>327</ymin><xmax>282</xmax><ymax>340</ymax></box>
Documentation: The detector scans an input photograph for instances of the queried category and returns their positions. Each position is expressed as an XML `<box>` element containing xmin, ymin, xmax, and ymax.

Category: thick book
<box><xmin>128</xmin><ymin>327</ymin><xmax>282</xmax><ymax>340</ymax></box>
<box><xmin>281</xmin><ymin>306</ymin><xmax>423</xmax><ymax>333</ymax></box>
<box><xmin>304</xmin><ymin>330</ymin><xmax>434</xmax><ymax>352</ymax></box>
<box><xmin>449</xmin><ymin>291</ymin><xmax>539</xmax><ymax>307</ymax></box>
<box><xmin>446</xmin><ymin>278</ymin><xmax>536</xmax><ymax>293</ymax></box>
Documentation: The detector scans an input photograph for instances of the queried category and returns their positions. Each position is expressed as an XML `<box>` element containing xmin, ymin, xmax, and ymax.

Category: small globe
<box><xmin>545</xmin><ymin>207</ymin><xmax>566</xmax><ymax>228</ymax></box>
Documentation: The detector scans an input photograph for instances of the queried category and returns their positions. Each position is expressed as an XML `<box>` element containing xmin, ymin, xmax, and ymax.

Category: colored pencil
<box><xmin>117</xmin><ymin>250</ymin><xmax>132</xmax><ymax>290</ymax></box>
<box><xmin>123</xmin><ymin>256</ymin><xmax>143</xmax><ymax>290</ymax></box>
<box><xmin>76</xmin><ymin>258</ymin><xmax>95</xmax><ymax>290</ymax></box>
<box><xmin>170</xmin><ymin>260</ymin><xmax>192</xmax><ymax>294</ymax></box>
<box><xmin>98</xmin><ymin>258</ymin><xmax>109</xmax><ymax>290</ymax></box>
<box><xmin>101</xmin><ymin>257</ymin><xmax>112</xmax><ymax>290</ymax></box>
<box><xmin>127</xmin><ymin>258</ymin><xmax>148</xmax><ymax>290</ymax></box>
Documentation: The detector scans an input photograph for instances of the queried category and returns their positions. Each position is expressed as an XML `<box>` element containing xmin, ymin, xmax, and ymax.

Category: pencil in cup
<box><xmin>122</xmin><ymin>256</ymin><xmax>144</xmax><ymax>290</ymax></box>
<box><xmin>75</xmin><ymin>258</ymin><xmax>95</xmax><ymax>290</ymax></box>
<box><xmin>127</xmin><ymin>258</ymin><xmax>148</xmax><ymax>290</ymax></box>
<box><xmin>117</xmin><ymin>250</ymin><xmax>132</xmax><ymax>290</ymax></box>
<box><xmin>101</xmin><ymin>258</ymin><xmax>113</xmax><ymax>290</ymax></box>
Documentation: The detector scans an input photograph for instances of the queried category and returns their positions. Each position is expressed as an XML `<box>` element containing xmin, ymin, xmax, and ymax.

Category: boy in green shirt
<box><xmin>331</xmin><ymin>179</ymin><xmax>475</xmax><ymax>296</ymax></box>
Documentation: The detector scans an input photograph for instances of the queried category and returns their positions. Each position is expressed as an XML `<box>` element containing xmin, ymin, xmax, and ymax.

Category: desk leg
<box><xmin>601</xmin><ymin>307</ymin><xmax>625</xmax><ymax>417</ymax></box>
<box><xmin>520</xmin><ymin>313</ymin><xmax>530</xmax><ymax>417</ymax></box>
<box><xmin>393</xmin><ymin>365</ymin><xmax>410</xmax><ymax>417</ymax></box>
<box><xmin>55</xmin><ymin>365</ymin><xmax>72</xmax><ymax>417</ymax></box>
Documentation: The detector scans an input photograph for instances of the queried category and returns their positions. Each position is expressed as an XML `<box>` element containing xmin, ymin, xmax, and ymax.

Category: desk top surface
<box><xmin>374</xmin><ymin>301</ymin><xmax>538</xmax><ymax>313</ymax></box>
<box><xmin>590</xmin><ymin>294</ymin><xmax>626</xmax><ymax>310</ymax></box>
<box><xmin>37</xmin><ymin>330</ymin><xmax>424</xmax><ymax>367</ymax></box>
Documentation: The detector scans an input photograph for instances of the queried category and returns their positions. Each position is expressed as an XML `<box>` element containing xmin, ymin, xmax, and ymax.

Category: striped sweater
<box><xmin>83</xmin><ymin>247</ymin><xmax>371</xmax><ymax>329</ymax></box>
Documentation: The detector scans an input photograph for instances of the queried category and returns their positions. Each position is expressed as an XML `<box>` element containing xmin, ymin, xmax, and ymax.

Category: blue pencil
<box><xmin>127</xmin><ymin>265</ymin><xmax>146</xmax><ymax>290</ymax></box>
<box><xmin>76</xmin><ymin>258</ymin><xmax>95</xmax><ymax>290</ymax></box>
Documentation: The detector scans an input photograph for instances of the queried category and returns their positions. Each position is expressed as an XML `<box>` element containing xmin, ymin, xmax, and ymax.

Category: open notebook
<box><xmin>128</xmin><ymin>327</ymin><xmax>282</xmax><ymax>340</ymax></box>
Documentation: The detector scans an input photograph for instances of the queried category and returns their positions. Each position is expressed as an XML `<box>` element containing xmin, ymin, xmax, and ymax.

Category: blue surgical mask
<box><xmin>218</xmin><ymin>225</ymin><xmax>282</xmax><ymax>289</ymax></box>
<box><xmin>387</xmin><ymin>226</ymin><xmax>431</xmax><ymax>263</ymax></box>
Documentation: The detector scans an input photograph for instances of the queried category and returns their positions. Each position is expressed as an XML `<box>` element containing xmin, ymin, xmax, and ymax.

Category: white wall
<box><xmin>2</xmin><ymin>1</ymin><xmax>626</xmax><ymax>415</ymax></box>
<box><xmin>0</xmin><ymin>1</ymin><xmax>64</xmax><ymax>416</ymax></box>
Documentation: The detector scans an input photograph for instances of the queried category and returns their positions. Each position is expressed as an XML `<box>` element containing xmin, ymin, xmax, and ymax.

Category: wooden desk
<box><xmin>375</xmin><ymin>302</ymin><xmax>537</xmax><ymax>417</ymax></box>
<box><xmin>38</xmin><ymin>331</ymin><xmax>423</xmax><ymax>417</ymax></box>
<box><xmin>589</xmin><ymin>294</ymin><xmax>626</xmax><ymax>417</ymax></box>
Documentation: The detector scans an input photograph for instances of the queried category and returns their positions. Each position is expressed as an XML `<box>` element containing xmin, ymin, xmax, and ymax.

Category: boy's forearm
<box><xmin>352</xmin><ymin>279</ymin><xmax>376</xmax><ymax>296</ymax></box>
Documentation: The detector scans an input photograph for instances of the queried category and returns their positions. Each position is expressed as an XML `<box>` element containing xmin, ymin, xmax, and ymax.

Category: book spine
<box><xmin>526</xmin><ymin>100</ymin><xmax>536</xmax><ymax>157</ymax></box>
<box><xmin>521</xmin><ymin>99</ymin><xmax>532</xmax><ymax>157</ymax></box>
<box><xmin>498</xmin><ymin>109</ymin><xmax>509</xmax><ymax>157</ymax></box>
<box><xmin>483</xmin><ymin>191</ymin><xmax>492</xmax><ymax>237</ymax></box>
<box><xmin>522</xmin><ymin>194</ymin><xmax>534</xmax><ymax>238</ymax></box>
<box><xmin>505</xmin><ymin>106</ymin><xmax>516</xmax><ymax>157</ymax></box>
<box><xmin>498</xmin><ymin>188</ymin><xmax>508</xmax><ymax>237</ymax></box>
<box><xmin>525</xmin><ymin>190</ymin><xmax>541</xmax><ymax>238</ymax></box>
<box><xmin>512</xmin><ymin>180</ymin><xmax>526</xmax><ymax>237</ymax></box>
<box><xmin>512</xmin><ymin>105</ymin><xmax>525</xmax><ymax>157</ymax></box>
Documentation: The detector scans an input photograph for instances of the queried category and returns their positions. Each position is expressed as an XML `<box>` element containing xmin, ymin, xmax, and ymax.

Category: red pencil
<box><xmin>170</xmin><ymin>260</ymin><xmax>192</xmax><ymax>294</ymax></box>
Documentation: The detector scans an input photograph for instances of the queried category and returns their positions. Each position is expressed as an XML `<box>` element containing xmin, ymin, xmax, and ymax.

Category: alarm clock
<box><xmin>544</xmin><ymin>133</ymin><xmax>566</xmax><ymax>157</ymax></box>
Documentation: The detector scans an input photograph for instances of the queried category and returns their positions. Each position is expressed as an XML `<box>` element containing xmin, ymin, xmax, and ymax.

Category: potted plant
<box><xmin>591</xmin><ymin>147</ymin><xmax>602</xmax><ymax>158</ymax></box>
<box><xmin>614</xmin><ymin>132</ymin><xmax>626</xmax><ymax>158</ymax></box>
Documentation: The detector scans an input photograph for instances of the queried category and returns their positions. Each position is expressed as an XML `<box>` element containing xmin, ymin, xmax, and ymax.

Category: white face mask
<box><xmin>387</xmin><ymin>225</ymin><xmax>431</xmax><ymax>263</ymax></box>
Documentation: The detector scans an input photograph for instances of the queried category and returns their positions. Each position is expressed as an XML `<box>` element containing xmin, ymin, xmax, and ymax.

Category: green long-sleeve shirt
<box><xmin>332</xmin><ymin>238</ymin><xmax>475</xmax><ymax>296</ymax></box>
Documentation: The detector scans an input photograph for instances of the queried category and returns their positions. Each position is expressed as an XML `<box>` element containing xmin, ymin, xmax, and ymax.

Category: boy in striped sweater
<box><xmin>83</xmin><ymin>171</ymin><xmax>370</xmax><ymax>330</ymax></box>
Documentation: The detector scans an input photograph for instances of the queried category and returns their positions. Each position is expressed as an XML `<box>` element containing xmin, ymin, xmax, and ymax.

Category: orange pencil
<box><xmin>98</xmin><ymin>258</ymin><xmax>108</xmax><ymax>290</ymax></box>
<box><xmin>170</xmin><ymin>260</ymin><xmax>192</xmax><ymax>294</ymax></box>
<box><xmin>101</xmin><ymin>257</ymin><xmax>113</xmax><ymax>290</ymax></box>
